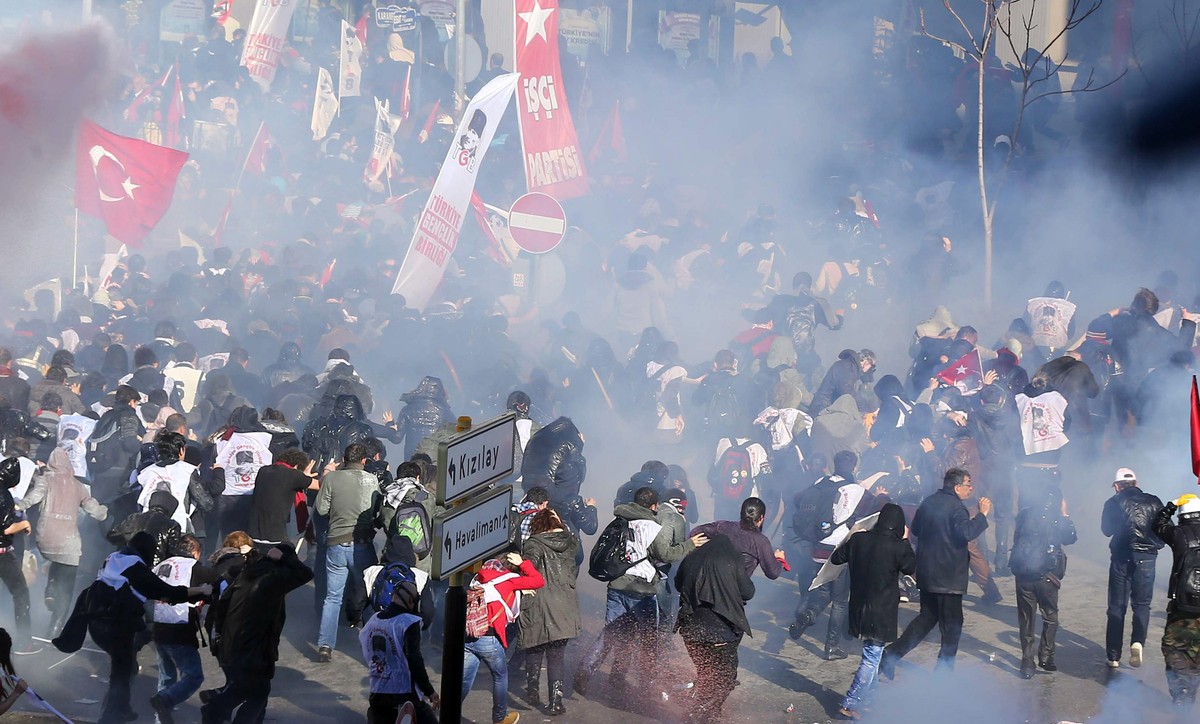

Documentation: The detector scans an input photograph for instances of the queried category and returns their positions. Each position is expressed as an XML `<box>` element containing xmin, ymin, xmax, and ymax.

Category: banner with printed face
<box><xmin>312</xmin><ymin>66</ymin><xmax>339</xmax><ymax>140</ymax></box>
<box><xmin>365</xmin><ymin>96</ymin><xmax>403</xmax><ymax>186</ymax></box>
<box><xmin>514</xmin><ymin>0</ymin><xmax>588</xmax><ymax>200</ymax></box>
<box><xmin>390</xmin><ymin>73</ymin><xmax>521</xmax><ymax>308</ymax></box>
<box><xmin>239</xmin><ymin>0</ymin><xmax>299</xmax><ymax>90</ymax></box>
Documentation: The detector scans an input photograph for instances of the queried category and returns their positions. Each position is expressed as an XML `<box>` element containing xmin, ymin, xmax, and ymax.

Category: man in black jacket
<box><xmin>1101</xmin><ymin>467</ymin><xmax>1164</xmax><ymax>668</ymax></box>
<box><xmin>808</xmin><ymin>348</ymin><xmax>876</xmax><ymax>416</ymax></box>
<box><xmin>90</xmin><ymin>385</ymin><xmax>146</xmax><ymax>502</ymax></box>
<box><xmin>1009</xmin><ymin>485</ymin><xmax>1077</xmax><ymax>678</ymax></box>
<box><xmin>1152</xmin><ymin>494</ymin><xmax>1200</xmax><ymax>706</ymax></box>
<box><xmin>881</xmin><ymin>468</ymin><xmax>989</xmax><ymax>675</ymax></box>
<box><xmin>202</xmin><ymin>544</ymin><xmax>314</xmax><ymax>724</ymax></box>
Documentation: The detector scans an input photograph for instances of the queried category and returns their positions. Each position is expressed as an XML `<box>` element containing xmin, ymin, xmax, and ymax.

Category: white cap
<box><xmin>1114</xmin><ymin>467</ymin><xmax>1137</xmax><ymax>484</ymax></box>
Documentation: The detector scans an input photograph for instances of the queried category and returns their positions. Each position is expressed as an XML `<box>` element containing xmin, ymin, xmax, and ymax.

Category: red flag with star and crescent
<box><xmin>936</xmin><ymin>349</ymin><xmax>985</xmax><ymax>395</ymax></box>
<box><xmin>75</xmin><ymin>120</ymin><xmax>189</xmax><ymax>247</ymax></box>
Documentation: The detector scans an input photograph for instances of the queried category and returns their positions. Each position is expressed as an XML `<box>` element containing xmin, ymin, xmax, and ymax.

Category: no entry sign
<box><xmin>508</xmin><ymin>192</ymin><xmax>567</xmax><ymax>254</ymax></box>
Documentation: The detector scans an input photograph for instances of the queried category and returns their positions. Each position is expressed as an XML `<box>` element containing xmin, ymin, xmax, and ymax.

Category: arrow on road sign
<box><xmin>448</xmin><ymin>458</ymin><xmax>457</xmax><ymax>484</ymax></box>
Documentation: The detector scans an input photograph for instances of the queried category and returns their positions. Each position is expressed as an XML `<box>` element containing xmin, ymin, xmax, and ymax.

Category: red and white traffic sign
<box><xmin>508</xmin><ymin>192</ymin><xmax>566</xmax><ymax>254</ymax></box>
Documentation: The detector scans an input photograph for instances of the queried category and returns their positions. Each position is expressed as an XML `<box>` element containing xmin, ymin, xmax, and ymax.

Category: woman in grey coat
<box><xmin>18</xmin><ymin>448</ymin><xmax>107</xmax><ymax>636</ymax></box>
<box><xmin>518</xmin><ymin>508</ymin><xmax>580</xmax><ymax>716</ymax></box>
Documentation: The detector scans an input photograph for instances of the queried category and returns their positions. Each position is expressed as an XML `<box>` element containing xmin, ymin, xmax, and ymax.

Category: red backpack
<box><xmin>709</xmin><ymin>440</ymin><xmax>753</xmax><ymax>499</ymax></box>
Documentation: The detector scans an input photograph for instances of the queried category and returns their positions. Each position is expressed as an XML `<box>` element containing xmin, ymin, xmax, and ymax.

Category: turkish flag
<box><xmin>75</xmin><ymin>120</ymin><xmax>189</xmax><ymax>247</ymax></box>
<box><xmin>936</xmin><ymin>349</ymin><xmax>985</xmax><ymax>395</ymax></box>
<box><xmin>1191</xmin><ymin>375</ymin><xmax>1199</xmax><ymax>481</ymax></box>
<box><xmin>242</xmin><ymin>121</ymin><xmax>286</xmax><ymax>179</ymax></box>
<box><xmin>588</xmin><ymin>100</ymin><xmax>627</xmax><ymax>164</ymax></box>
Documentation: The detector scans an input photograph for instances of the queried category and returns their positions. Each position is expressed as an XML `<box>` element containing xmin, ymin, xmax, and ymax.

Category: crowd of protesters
<box><xmin>0</xmin><ymin>1</ymin><xmax>1199</xmax><ymax>723</ymax></box>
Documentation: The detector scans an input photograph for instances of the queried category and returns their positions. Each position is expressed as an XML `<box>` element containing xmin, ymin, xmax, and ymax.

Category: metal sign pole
<box><xmin>439</xmin><ymin>570</ymin><xmax>467</xmax><ymax>724</ymax></box>
<box><xmin>454</xmin><ymin>0</ymin><xmax>467</xmax><ymax>117</ymax></box>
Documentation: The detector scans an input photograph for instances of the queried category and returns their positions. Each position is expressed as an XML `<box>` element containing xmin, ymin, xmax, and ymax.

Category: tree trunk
<box><xmin>977</xmin><ymin>6</ymin><xmax>994</xmax><ymax>312</ymax></box>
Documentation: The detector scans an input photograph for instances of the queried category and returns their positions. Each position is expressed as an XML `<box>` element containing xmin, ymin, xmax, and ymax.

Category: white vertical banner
<box><xmin>311</xmin><ymin>66</ymin><xmax>339</xmax><ymax>140</ymax></box>
<box><xmin>339</xmin><ymin>19</ymin><xmax>363</xmax><ymax>98</ymax></box>
<box><xmin>390</xmin><ymin>73</ymin><xmax>521</xmax><ymax>308</ymax></box>
<box><xmin>365</xmin><ymin>97</ymin><xmax>402</xmax><ymax>186</ymax></box>
<box><xmin>239</xmin><ymin>0</ymin><xmax>299</xmax><ymax>90</ymax></box>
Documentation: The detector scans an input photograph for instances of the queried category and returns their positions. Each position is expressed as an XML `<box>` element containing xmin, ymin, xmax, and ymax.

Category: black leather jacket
<box><xmin>106</xmin><ymin>491</ymin><xmax>184</xmax><ymax>566</ymax></box>
<box><xmin>397</xmin><ymin>377</ymin><xmax>452</xmax><ymax>459</ymax></box>
<box><xmin>1102</xmin><ymin>486</ymin><xmax>1165</xmax><ymax>557</ymax></box>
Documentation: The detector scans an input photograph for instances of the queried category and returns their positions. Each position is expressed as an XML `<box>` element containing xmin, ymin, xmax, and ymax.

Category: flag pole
<box><xmin>72</xmin><ymin>208</ymin><xmax>79</xmax><ymax>289</ymax></box>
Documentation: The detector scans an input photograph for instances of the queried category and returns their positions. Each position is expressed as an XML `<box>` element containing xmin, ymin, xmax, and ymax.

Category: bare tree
<box><xmin>921</xmin><ymin>0</ymin><xmax>1119</xmax><ymax>309</ymax></box>
<box><xmin>1132</xmin><ymin>0</ymin><xmax>1200</xmax><ymax>86</ymax></box>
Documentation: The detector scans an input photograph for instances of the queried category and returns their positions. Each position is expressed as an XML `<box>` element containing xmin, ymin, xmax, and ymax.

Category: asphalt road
<box><xmin>5</xmin><ymin>534</ymin><xmax>1192</xmax><ymax>724</ymax></box>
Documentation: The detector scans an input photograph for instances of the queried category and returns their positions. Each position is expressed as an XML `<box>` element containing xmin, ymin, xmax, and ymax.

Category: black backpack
<box><xmin>588</xmin><ymin>517</ymin><xmax>647</xmax><ymax>582</ymax></box>
<box><xmin>86</xmin><ymin>416</ymin><xmax>126</xmax><ymax>478</ymax></box>
<box><xmin>628</xmin><ymin>365</ymin><xmax>670</xmax><ymax>425</ymax></box>
<box><xmin>1174</xmin><ymin>527</ymin><xmax>1200</xmax><ymax>614</ymax></box>
<box><xmin>791</xmin><ymin>476</ymin><xmax>841</xmax><ymax>543</ymax></box>
<box><xmin>703</xmin><ymin>379</ymin><xmax>743</xmax><ymax>435</ymax></box>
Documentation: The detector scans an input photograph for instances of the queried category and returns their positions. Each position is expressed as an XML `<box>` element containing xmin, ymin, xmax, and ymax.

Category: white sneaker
<box><xmin>1107</xmin><ymin>659</ymin><xmax>1119</xmax><ymax>669</ymax></box>
<box><xmin>1130</xmin><ymin>642</ymin><xmax>1143</xmax><ymax>668</ymax></box>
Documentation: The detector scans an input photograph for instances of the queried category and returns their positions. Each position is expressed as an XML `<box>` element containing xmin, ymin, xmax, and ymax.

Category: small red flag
<box><xmin>242</xmin><ymin>121</ymin><xmax>283</xmax><ymax>178</ymax></box>
<box><xmin>418</xmin><ymin>99</ymin><xmax>441</xmax><ymax>144</ymax></box>
<box><xmin>355</xmin><ymin>14</ymin><xmax>369</xmax><ymax>47</ymax></box>
<box><xmin>588</xmin><ymin>100</ymin><xmax>627</xmax><ymax>164</ymax></box>
<box><xmin>213</xmin><ymin>189</ymin><xmax>235</xmax><ymax>247</ymax></box>
<box><xmin>936</xmin><ymin>349</ymin><xmax>985</xmax><ymax>395</ymax></box>
<box><xmin>75</xmin><ymin>120</ymin><xmax>189</xmax><ymax>247</ymax></box>
<box><xmin>165</xmin><ymin>61</ymin><xmax>186</xmax><ymax>148</ymax></box>
<box><xmin>1190</xmin><ymin>375</ymin><xmax>1199</xmax><ymax>481</ymax></box>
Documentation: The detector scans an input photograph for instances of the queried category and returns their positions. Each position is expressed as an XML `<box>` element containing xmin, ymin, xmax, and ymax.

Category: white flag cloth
<box><xmin>339</xmin><ymin>19</ymin><xmax>363</xmax><ymax>98</ymax></box>
<box><xmin>239</xmin><ymin>0</ymin><xmax>298</xmax><ymax>90</ymax></box>
<box><xmin>365</xmin><ymin>97</ymin><xmax>403</xmax><ymax>186</ymax></box>
<box><xmin>390</xmin><ymin>73</ymin><xmax>521</xmax><ymax>309</ymax></box>
<box><xmin>808</xmin><ymin>512</ymin><xmax>880</xmax><ymax>591</ymax></box>
<box><xmin>312</xmin><ymin>67</ymin><xmax>339</xmax><ymax>140</ymax></box>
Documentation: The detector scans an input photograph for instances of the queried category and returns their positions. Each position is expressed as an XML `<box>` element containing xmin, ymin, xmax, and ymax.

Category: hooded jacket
<box><xmin>612</xmin><ymin>268</ymin><xmax>673</xmax><ymax>339</ymax></box>
<box><xmin>871</xmin><ymin>374</ymin><xmax>913</xmax><ymax>449</ymax></box>
<box><xmin>0</xmin><ymin>458</ymin><xmax>22</xmax><ymax>548</ymax></box>
<box><xmin>261</xmin><ymin>342</ymin><xmax>314</xmax><ymax>390</ymax></box>
<box><xmin>521</xmin><ymin>417</ymin><xmax>587</xmax><ymax>502</ymax></box>
<box><xmin>809</xmin><ymin>349</ymin><xmax>867</xmax><ymax>415</ymax></box>
<box><xmin>518</xmin><ymin>529</ymin><xmax>581</xmax><ymax>649</ymax></box>
<box><xmin>1152</xmin><ymin>505</ymin><xmax>1200</xmax><ymax>607</ymax></box>
<box><xmin>19</xmin><ymin>448</ymin><xmax>107</xmax><ymax>565</ymax></box>
<box><xmin>610</xmin><ymin>502</ymin><xmax>697</xmax><ymax>595</ymax></box>
<box><xmin>212</xmin><ymin>545</ymin><xmax>314</xmax><ymax>672</ymax></box>
<box><xmin>1037</xmin><ymin>356</ymin><xmax>1100</xmax><ymax>435</ymax></box>
<box><xmin>674</xmin><ymin>534</ymin><xmax>755</xmax><ymax>641</ymax></box>
<box><xmin>809</xmin><ymin>393</ymin><xmax>870</xmax><ymax>463</ymax></box>
<box><xmin>106</xmin><ymin>490</ymin><xmax>183</xmax><ymax>566</ymax></box>
<box><xmin>911</xmin><ymin>487</ymin><xmax>988</xmax><ymax>594</ymax></box>
<box><xmin>1010</xmin><ymin>486</ymin><xmax>1076</xmax><ymax>580</ymax></box>
<box><xmin>830</xmin><ymin>503</ymin><xmax>915</xmax><ymax>642</ymax></box>
<box><xmin>397</xmin><ymin>377</ymin><xmax>453</xmax><ymax>460</ymax></box>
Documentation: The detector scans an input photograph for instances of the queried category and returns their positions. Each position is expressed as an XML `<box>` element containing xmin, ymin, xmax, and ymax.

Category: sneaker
<box><xmin>150</xmin><ymin>694</ymin><xmax>175</xmax><ymax>724</ymax></box>
<box><xmin>1130</xmin><ymin>642</ymin><xmax>1143</xmax><ymax>668</ymax></box>
<box><xmin>824</xmin><ymin>645</ymin><xmax>849</xmax><ymax>661</ymax></box>
<box><xmin>1107</xmin><ymin>659</ymin><xmax>1119</xmax><ymax>669</ymax></box>
<box><xmin>317</xmin><ymin>645</ymin><xmax>332</xmax><ymax>663</ymax></box>
<box><xmin>496</xmin><ymin>713</ymin><xmax>520</xmax><ymax>724</ymax></box>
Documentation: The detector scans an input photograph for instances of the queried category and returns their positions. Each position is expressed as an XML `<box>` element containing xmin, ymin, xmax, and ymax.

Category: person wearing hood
<box><xmin>507</xmin><ymin>391</ymin><xmax>540</xmax><ymax>479</ymax></box>
<box><xmin>575</xmin><ymin>487</ymin><xmax>705</xmax><ymax>697</ymax></box>
<box><xmin>1009</xmin><ymin>485</ymin><xmax>1076</xmax><ymax>678</ymax></box>
<box><xmin>107</xmin><ymin>489</ymin><xmax>185</xmax><ymax>566</ymax></box>
<box><xmin>202</xmin><ymin>543</ymin><xmax>313</xmax><ymax>724</ymax></box>
<box><xmin>809</xmin><ymin>393</ymin><xmax>871</xmax><ymax>463</ymax></box>
<box><xmin>316</xmin><ymin>348</ymin><xmax>374</xmax><ymax>415</ymax></box>
<box><xmin>808</xmin><ymin>348</ymin><xmax>876</xmax><ymax>416</ymax></box>
<box><xmin>870</xmin><ymin>374</ymin><xmax>914</xmax><ymax>454</ymax></box>
<box><xmin>908</xmin><ymin>307</ymin><xmax>957</xmax><ymax>396</ymax></box>
<box><xmin>1076</xmin><ymin>316</ymin><xmax>1117</xmax><ymax>444</ymax></box>
<box><xmin>463</xmin><ymin>553</ymin><xmax>544</xmax><ymax>724</ymax></box>
<box><xmin>17</xmin><ymin>448</ymin><xmax>108</xmax><ymax>635</ymax></box>
<box><xmin>55</xmin><ymin>531</ymin><xmax>208</xmax><ymax>724</ymax></box>
<box><xmin>970</xmin><ymin>383</ymin><xmax>1021</xmax><ymax>574</ymax></box>
<box><xmin>830</xmin><ymin>503</ymin><xmax>915</xmax><ymax>720</ymax></box>
<box><xmin>360</xmin><ymin>534</ymin><xmax>432</xmax><ymax>629</ymax></box>
<box><xmin>1036</xmin><ymin>353</ymin><xmax>1100</xmax><ymax>440</ymax></box>
<box><xmin>881</xmin><ymin>468</ymin><xmax>990</xmax><ymax>675</ymax></box>
<box><xmin>224</xmin><ymin>349</ymin><xmax>269</xmax><ymax>410</ymax></box>
<box><xmin>1152</xmin><ymin>494</ymin><xmax>1200</xmax><ymax>706</ymax></box>
<box><xmin>194</xmin><ymin>371</ymin><xmax>250</xmax><ymax>439</ymax></box>
<box><xmin>610</xmin><ymin>253</ymin><xmax>674</xmax><ymax>348</ymax></box>
<box><xmin>389</xmin><ymin>376</ymin><xmax>453</xmax><ymax>461</ymax></box>
<box><xmin>261</xmin><ymin>341</ymin><xmax>315</xmax><ymax>391</ymax></box>
<box><xmin>124</xmin><ymin>346</ymin><xmax>168</xmax><ymax>398</ymax></box>
<box><xmin>674</xmin><ymin>533</ymin><xmax>755</xmax><ymax>724</ymax></box>
<box><xmin>519</xmin><ymin>508</ymin><xmax>581</xmax><ymax>715</ymax></box>
<box><xmin>521</xmin><ymin>417</ymin><xmax>596</xmax><ymax>565</ymax></box>
<box><xmin>359</xmin><ymin>539</ymin><xmax>439</xmax><ymax>724</ymax></box>
<box><xmin>89</xmin><ymin>385</ymin><xmax>146</xmax><ymax>502</ymax></box>
<box><xmin>0</xmin><ymin>458</ymin><xmax>33</xmax><ymax>652</ymax></box>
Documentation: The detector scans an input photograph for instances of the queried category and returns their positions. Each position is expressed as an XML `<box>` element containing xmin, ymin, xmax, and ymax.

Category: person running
<box><xmin>1153</xmin><ymin>494</ymin><xmax>1200</xmax><ymax>707</ymax></box>
<box><xmin>0</xmin><ymin>458</ymin><xmax>32</xmax><ymax>654</ymax></box>
<box><xmin>1009</xmin><ymin>485</ymin><xmax>1076</xmax><ymax>678</ymax></box>
<box><xmin>880</xmin><ymin>468</ymin><xmax>990</xmax><ymax>676</ymax></box>
<box><xmin>1101</xmin><ymin>467</ymin><xmax>1164</xmax><ymax>668</ymax></box>
<box><xmin>150</xmin><ymin>534</ymin><xmax>219</xmax><ymax>724</ymax></box>
<box><xmin>518</xmin><ymin>508</ymin><xmax>580</xmax><ymax>715</ymax></box>
<box><xmin>832</xmin><ymin>503</ymin><xmax>915</xmax><ymax>720</ymax></box>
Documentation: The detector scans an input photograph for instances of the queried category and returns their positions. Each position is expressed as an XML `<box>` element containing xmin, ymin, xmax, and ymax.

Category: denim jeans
<box><xmin>462</xmin><ymin>634</ymin><xmax>508</xmax><ymax>723</ymax></box>
<box><xmin>1106</xmin><ymin>551</ymin><xmax>1156</xmax><ymax>661</ymax></box>
<box><xmin>318</xmin><ymin>540</ymin><xmax>377</xmax><ymax>649</ymax></box>
<box><xmin>842</xmin><ymin>640</ymin><xmax>884</xmax><ymax>711</ymax></box>
<box><xmin>579</xmin><ymin>589</ymin><xmax>659</xmax><ymax>677</ymax></box>
<box><xmin>156</xmin><ymin>643</ymin><xmax>204</xmax><ymax>708</ymax></box>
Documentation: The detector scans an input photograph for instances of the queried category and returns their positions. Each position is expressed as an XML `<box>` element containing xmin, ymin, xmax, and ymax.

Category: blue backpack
<box><xmin>370</xmin><ymin>562</ymin><xmax>416</xmax><ymax>613</ymax></box>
